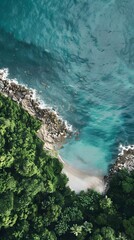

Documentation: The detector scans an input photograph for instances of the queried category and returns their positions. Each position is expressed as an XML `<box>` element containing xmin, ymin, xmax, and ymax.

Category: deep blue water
<box><xmin>0</xmin><ymin>0</ymin><xmax>134</xmax><ymax>174</ymax></box>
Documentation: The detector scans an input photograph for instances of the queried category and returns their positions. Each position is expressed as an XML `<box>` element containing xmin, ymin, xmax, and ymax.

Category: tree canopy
<box><xmin>0</xmin><ymin>93</ymin><xmax>133</xmax><ymax>240</ymax></box>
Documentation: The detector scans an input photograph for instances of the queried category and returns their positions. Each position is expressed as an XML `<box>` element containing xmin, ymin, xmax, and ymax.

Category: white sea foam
<box><xmin>118</xmin><ymin>143</ymin><xmax>134</xmax><ymax>156</ymax></box>
<box><xmin>58</xmin><ymin>154</ymin><xmax>105</xmax><ymax>193</ymax></box>
<box><xmin>0</xmin><ymin>68</ymin><xmax>9</xmax><ymax>80</ymax></box>
<box><xmin>28</xmin><ymin>86</ymin><xmax>73</xmax><ymax>131</ymax></box>
<box><xmin>0</xmin><ymin>68</ymin><xmax>73</xmax><ymax>132</ymax></box>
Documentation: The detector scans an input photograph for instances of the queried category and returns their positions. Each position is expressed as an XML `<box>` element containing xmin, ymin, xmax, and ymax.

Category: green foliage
<box><xmin>0</xmin><ymin>192</ymin><xmax>14</xmax><ymax>216</ymax></box>
<box><xmin>100</xmin><ymin>226</ymin><xmax>116</xmax><ymax>240</ymax></box>
<box><xmin>123</xmin><ymin>217</ymin><xmax>134</xmax><ymax>239</ymax></box>
<box><xmin>0</xmin><ymin>171</ymin><xmax>16</xmax><ymax>193</ymax></box>
<box><xmin>0</xmin><ymin>93</ymin><xmax>133</xmax><ymax>240</ymax></box>
<box><xmin>107</xmin><ymin>169</ymin><xmax>134</xmax><ymax>219</ymax></box>
<box><xmin>71</xmin><ymin>224</ymin><xmax>83</xmax><ymax>236</ymax></box>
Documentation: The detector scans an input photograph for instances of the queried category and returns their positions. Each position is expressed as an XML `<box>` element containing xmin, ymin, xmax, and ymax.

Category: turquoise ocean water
<box><xmin>0</xmin><ymin>0</ymin><xmax>134</xmax><ymax>174</ymax></box>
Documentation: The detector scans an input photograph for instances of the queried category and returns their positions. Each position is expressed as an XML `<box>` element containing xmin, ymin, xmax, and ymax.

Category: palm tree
<box><xmin>70</xmin><ymin>224</ymin><xmax>83</xmax><ymax>236</ymax></box>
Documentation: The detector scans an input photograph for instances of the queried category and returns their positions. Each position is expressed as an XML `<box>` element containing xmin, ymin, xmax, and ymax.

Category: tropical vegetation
<box><xmin>0</xmin><ymin>93</ymin><xmax>133</xmax><ymax>240</ymax></box>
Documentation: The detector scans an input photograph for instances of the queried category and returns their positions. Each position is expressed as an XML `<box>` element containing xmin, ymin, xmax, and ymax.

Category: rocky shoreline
<box><xmin>0</xmin><ymin>68</ymin><xmax>105</xmax><ymax>193</ymax></box>
<box><xmin>0</xmin><ymin>68</ymin><xmax>72</xmax><ymax>151</ymax></box>
<box><xmin>104</xmin><ymin>144</ymin><xmax>134</xmax><ymax>192</ymax></box>
<box><xmin>0</xmin><ymin>68</ymin><xmax>133</xmax><ymax>193</ymax></box>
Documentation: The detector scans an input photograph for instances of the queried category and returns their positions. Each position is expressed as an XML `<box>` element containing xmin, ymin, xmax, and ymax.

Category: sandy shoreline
<box><xmin>0</xmin><ymin>69</ymin><xmax>134</xmax><ymax>193</ymax></box>
<box><xmin>0</xmin><ymin>68</ymin><xmax>105</xmax><ymax>193</ymax></box>
<box><xmin>58</xmin><ymin>155</ymin><xmax>105</xmax><ymax>192</ymax></box>
<box><xmin>1</xmin><ymin>68</ymin><xmax>133</xmax><ymax>194</ymax></box>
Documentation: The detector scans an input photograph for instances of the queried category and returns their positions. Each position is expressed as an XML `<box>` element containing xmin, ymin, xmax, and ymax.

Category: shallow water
<box><xmin>0</xmin><ymin>0</ymin><xmax>134</xmax><ymax>174</ymax></box>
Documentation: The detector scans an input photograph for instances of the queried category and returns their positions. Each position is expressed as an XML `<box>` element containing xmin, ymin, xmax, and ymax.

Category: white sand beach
<box><xmin>58</xmin><ymin>155</ymin><xmax>105</xmax><ymax>193</ymax></box>
<box><xmin>0</xmin><ymin>68</ymin><xmax>105</xmax><ymax>194</ymax></box>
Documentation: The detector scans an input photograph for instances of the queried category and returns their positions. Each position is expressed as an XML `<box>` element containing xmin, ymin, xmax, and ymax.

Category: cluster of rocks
<box><xmin>0</xmin><ymin>69</ymin><xmax>72</xmax><ymax>150</ymax></box>
<box><xmin>104</xmin><ymin>144</ymin><xmax>134</xmax><ymax>192</ymax></box>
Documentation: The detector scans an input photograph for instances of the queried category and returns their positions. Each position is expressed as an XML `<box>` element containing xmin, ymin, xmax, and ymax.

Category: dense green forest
<box><xmin>0</xmin><ymin>93</ymin><xmax>133</xmax><ymax>240</ymax></box>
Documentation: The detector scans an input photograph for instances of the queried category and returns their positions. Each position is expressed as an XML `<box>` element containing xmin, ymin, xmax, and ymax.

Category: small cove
<box><xmin>0</xmin><ymin>0</ymin><xmax>134</xmax><ymax>175</ymax></box>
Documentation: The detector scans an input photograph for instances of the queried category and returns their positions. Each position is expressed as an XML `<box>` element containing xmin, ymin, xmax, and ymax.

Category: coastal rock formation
<box><xmin>0</xmin><ymin>69</ymin><xmax>106</xmax><ymax>193</ymax></box>
<box><xmin>104</xmin><ymin>144</ymin><xmax>134</xmax><ymax>192</ymax></box>
<box><xmin>0</xmin><ymin>69</ymin><xmax>72</xmax><ymax>151</ymax></box>
<box><xmin>1</xmin><ymin>68</ymin><xmax>133</xmax><ymax>194</ymax></box>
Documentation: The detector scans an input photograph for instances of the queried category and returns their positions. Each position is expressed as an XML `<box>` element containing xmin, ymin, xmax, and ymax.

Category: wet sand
<box><xmin>0</xmin><ymin>68</ymin><xmax>105</xmax><ymax>193</ymax></box>
<box><xmin>58</xmin><ymin>155</ymin><xmax>105</xmax><ymax>193</ymax></box>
